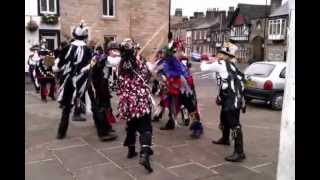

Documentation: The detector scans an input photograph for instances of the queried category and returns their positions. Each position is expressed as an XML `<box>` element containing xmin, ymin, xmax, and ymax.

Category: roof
<box><xmin>228</xmin><ymin>3</ymin><xmax>271</xmax><ymax>27</ymax></box>
<box><xmin>269</xmin><ymin>2</ymin><xmax>289</xmax><ymax>17</ymax></box>
<box><xmin>191</xmin><ymin>18</ymin><xmax>220</xmax><ymax>30</ymax></box>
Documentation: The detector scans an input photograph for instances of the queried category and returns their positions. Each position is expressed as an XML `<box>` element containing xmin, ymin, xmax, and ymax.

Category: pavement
<box><xmin>25</xmin><ymin>62</ymin><xmax>281</xmax><ymax>180</ymax></box>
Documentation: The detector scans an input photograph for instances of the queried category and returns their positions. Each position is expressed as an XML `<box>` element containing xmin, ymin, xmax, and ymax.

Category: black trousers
<box><xmin>220</xmin><ymin>109</ymin><xmax>240</xmax><ymax>129</ymax></box>
<box><xmin>57</xmin><ymin>83</ymin><xmax>112</xmax><ymax>138</ymax></box>
<box><xmin>124</xmin><ymin>114</ymin><xmax>152</xmax><ymax>149</ymax></box>
<box><xmin>39</xmin><ymin>78</ymin><xmax>55</xmax><ymax>100</ymax></box>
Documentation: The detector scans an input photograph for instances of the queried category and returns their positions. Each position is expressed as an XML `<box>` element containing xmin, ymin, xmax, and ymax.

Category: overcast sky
<box><xmin>171</xmin><ymin>0</ymin><xmax>288</xmax><ymax>17</ymax></box>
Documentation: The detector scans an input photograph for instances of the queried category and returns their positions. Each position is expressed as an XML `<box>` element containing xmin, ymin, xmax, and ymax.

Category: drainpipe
<box><xmin>276</xmin><ymin>0</ymin><xmax>295</xmax><ymax>179</ymax></box>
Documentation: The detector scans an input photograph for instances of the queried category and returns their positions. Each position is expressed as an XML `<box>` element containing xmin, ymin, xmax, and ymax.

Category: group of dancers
<box><xmin>27</xmin><ymin>20</ymin><xmax>247</xmax><ymax>173</ymax></box>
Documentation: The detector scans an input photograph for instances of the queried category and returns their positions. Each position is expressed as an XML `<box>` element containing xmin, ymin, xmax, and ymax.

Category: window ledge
<box><xmin>101</xmin><ymin>15</ymin><xmax>117</xmax><ymax>21</ymax></box>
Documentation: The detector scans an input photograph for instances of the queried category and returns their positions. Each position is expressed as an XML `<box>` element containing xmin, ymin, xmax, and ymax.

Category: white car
<box><xmin>244</xmin><ymin>61</ymin><xmax>286</xmax><ymax>110</ymax></box>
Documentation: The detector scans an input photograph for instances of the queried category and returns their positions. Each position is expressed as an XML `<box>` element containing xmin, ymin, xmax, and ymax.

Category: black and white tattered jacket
<box><xmin>56</xmin><ymin>40</ymin><xmax>92</xmax><ymax>106</ymax></box>
<box><xmin>200</xmin><ymin>60</ymin><xmax>246</xmax><ymax>111</ymax></box>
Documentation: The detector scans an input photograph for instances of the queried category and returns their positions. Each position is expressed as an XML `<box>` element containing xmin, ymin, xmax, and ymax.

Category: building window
<box><xmin>103</xmin><ymin>0</ymin><xmax>115</xmax><ymax>17</ymax></box>
<box><xmin>39</xmin><ymin>0</ymin><xmax>57</xmax><ymax>14</ymax></box>
<box><xmin>268</xmin><ymin>18</ymin><xmax>286</xmax><ymax>39</ymax></box>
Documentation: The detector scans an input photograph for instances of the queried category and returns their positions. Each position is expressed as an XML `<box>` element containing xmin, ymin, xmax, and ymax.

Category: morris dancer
<box><xmin>152</xmin><ymin>39</ymin><xmax>203</xmax><ymax>138</ymax></box>
<box><xmin>55</xmin><ymin>21</ymin><xmax>116</xmax><ymax>141</ymax></box>
<box><xmin>35</xmin><ymin>43</ymin><xmax>56</xmax><ymax>102</ymax></box>
<box><xmin>117</xmin><ymin>38</ymin><xmax>153</xmax><ymax>173</ymax></box>
<box><xmin>27</xmin><ymin>44</ymin><xmax>41</xmax><ymax>93</ymax></box>
<box><xmin>200</xmin><ymin>42</ymin><xmax>247</xmax><ymax>162</ymax></box>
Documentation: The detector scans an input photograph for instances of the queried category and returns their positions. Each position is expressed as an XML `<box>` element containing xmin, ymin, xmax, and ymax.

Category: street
<box><xmin>25</xmin><ymin>62</ymin><xmax>281</xmax><ymax>180</ymax></box>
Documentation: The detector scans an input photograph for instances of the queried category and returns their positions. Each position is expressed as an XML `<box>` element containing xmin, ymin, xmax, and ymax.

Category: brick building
<box><xmin>60</xmin><ymin>0</ymin><xmax>169</xmax><ymax>59</ymax></box>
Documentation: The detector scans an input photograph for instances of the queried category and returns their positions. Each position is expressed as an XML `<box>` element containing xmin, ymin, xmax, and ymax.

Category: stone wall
<box><xmin>266</xmin><ymin>44</ymin><xmax>287</xmax><ymax>61</ymax></box>
<box><xmin>60</xmin><ymin>0</ymin><xmax>169</xmax><ymax>59</ymax></box>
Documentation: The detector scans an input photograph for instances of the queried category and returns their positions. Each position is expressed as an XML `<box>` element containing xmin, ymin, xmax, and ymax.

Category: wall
<box><xmin>266</xmin><ymin>44</ymin><xmax>287</xmax><ymax>61</ymax></box>
<box><xmin>60</xmin><ymin>0</ymin><xmax>169</xmax><ymax>59</ymax></box>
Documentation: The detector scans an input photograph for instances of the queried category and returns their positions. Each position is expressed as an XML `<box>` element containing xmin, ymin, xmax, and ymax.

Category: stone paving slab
<box><xmin>26</xmin><ymin>69</ymin><xmax>281</xmax><ymax>180</ymax></box>
<box><xmin>100</xmin><ymin>146</ymin><xmax>141</xmax><ymax>169</ymax></box>
<box><xmin>168</xmin><ymin>163</ymin><xmax>217</xmax><ymax>180</ymax></box>
<box><xmin>74</xmin><ymin>163</ymin><xmax>134</xmax><ymax>180</ymax></box>
<box><xmin>25</xmin><ymin>145</ymin><xmax>54</xmax><ymax>163</ymax></box>
<box><xmin>54</xmin><ymin>145</ymin><xmax>109</xmax><ymax>171</ymax></box>
<box><xmin>26</xmin><ymin>159</ymin><xmax>73</xmax><ymax>180</ymax></box>
<box><xmin>212</xmin><ymin>164</ymin><xmax>266</xmax><ymax>180</ymax></box>
<box><xmin>126</xmin><ymin>163</ymin><xmax>184</xmax><ymax>180</ymax></box>
<box><xmin>152</xmin><ymin>146</ymin><xmax>192</xmax><ymax>168</ymax></box>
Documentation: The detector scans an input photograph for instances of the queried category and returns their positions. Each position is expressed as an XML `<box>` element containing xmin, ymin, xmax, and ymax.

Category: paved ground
<box><xmin>25</xmin><ymin>63</ymin><xmax>281</xmax><ymax>180</ymax></box>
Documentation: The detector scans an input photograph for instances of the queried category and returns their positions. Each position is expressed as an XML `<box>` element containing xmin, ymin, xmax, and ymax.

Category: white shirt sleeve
<box><xmin>200</xmin><ymin>61</ymin><xmax>220</xmax><ymax>72</ymax></box>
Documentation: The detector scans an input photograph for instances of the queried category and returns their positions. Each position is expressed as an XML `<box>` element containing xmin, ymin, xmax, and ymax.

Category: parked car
<box><xmin>191</xmin><ymin>52</ymin><xmax>201</xmax><ymax>62</ymax></box>
<box><xmin>244</xmin><ymin>61</ymin><xmax>286</xmax><ymax>110</ymax></box>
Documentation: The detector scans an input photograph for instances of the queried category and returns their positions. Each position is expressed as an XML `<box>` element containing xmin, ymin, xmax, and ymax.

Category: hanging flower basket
<box><xmin>41</xmin><ymin>14</ymin><xmax>59</xmax><ymax>25</ymax></box>
<box><xmin>26</xmin><ymin>20</ymin><xmax>38</xmax><ymax>32</ymax></box>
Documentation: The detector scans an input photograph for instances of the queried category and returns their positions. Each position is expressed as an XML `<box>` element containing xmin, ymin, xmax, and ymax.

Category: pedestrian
<box><xmin>27</xmin><ymin>44</ymin><xmax>41</xmax><ymax>93</ymax></box>
<box><xmin>35</xmin><ymin>42</ymin><xmax>56</xmax><ymax>102</ymax></box>
<box><xmin>55</xmin><ymin>20</ymin><xmax>115</xmax><ymax>141</ymax></box>
<box><xmin>117</xmin><ymin>38</ymin><xmax>153</xmax><ymax>173</ymax></box>
<box><xmin>200</xmin><ymin>42</ymin><xmax>247</xmax><ymax>162</ymax></box>
<box><xmin>105</xmin><ymin>41</ymin><xmax>121</xmax><ymax>91</ymax></box>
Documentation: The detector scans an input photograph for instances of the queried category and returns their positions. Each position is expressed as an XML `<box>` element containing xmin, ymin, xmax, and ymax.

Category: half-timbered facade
<box><xmin>228</xmin><ymin>3</ymin><xmax>270</xmax><ymax>62</ymax></box>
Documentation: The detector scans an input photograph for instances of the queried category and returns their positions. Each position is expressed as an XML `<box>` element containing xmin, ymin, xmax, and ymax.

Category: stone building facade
<box><xmin>60</xmin><ymin>0</ymin><xmax>169</xmax><ymax>59</ymax></box>
<box><xmin>265</xmin><ymin>1</ymin><xmax>289</xmax><ymax>61</ymax></box>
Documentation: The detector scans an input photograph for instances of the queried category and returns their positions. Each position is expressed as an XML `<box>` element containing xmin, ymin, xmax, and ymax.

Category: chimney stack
<box><xmin>270</xmin><ymin>0</ymin><xmax>282</xmax><ymax>13</ymax></box>
<box><xmin>175</xmin><ymin>8</ymin><xmax>183</xmax><ymax>17</ymax></box>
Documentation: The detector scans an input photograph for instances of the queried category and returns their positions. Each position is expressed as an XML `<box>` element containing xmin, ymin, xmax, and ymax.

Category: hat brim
<box><xmin>217</xmin><ymin>50</ymin><xmax>235</xmax><ymax>57</ymax></box>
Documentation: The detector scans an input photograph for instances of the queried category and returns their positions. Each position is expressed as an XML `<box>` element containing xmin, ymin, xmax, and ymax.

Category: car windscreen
<box><xmin>244</xmin><ymin>63</ymin><xmax>275</xmax><ymax>77</ymax></box>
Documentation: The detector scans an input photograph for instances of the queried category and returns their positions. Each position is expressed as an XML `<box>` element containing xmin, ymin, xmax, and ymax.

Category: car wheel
<box><xmin>270</xmin><ymin>94</ymin><xmax>283</xmax><ymax>110</ymax></box>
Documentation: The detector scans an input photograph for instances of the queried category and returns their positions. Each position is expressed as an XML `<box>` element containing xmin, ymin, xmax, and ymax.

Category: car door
<box><xmin>274</xmin><ymin>67</ymin><xmax>286</xmax><ymax>90</ymax></box>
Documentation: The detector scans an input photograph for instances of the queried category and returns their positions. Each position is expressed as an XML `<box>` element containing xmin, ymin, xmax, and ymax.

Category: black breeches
<box><xmin>124</xmin><ymin>114</ymin><xmax>152</xmax><ymax>147</ymax></box>
<box><xmin>220</xmin><ymin>109</ymin><xmax>241</xmax><ymax>129</ymax></box>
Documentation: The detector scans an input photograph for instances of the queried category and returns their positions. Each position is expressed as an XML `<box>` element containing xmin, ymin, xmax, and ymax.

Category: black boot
<box><xmin>139</xmin><ymin>147</ymin><xmax>153</xmax><ymax>173</ymax></box>
<box><xmin>212</xmin><ymin>128</ymin><xmax>230</xmax><ymax>145</ymax></box>
<box><xmin>127</xmin><ymin>146</ymin><xmax>138</xmax><ymax>159</ymax></box>
<box><xmin>57</xmin><ymin>107</ymin><xmax>71</xmax><ymax>139</ymax></box>
<box><xmin>73</xmin><ymin>106</ymin><xmax>86</xmax><ymax>121</ymax></box>
<box><xmin>160</xmin><ymin>118</ymin><xmax>175</xmax><ymax>130</ymax></box>
<box><xmin>225</xmin><ymin>127</ymin><xmax>246</xmax><ymax>162</ymax></box>
<box><xmin>99</xmin><ymin>131</ymin><xmax>118</xmax><ymax>142</ymax></box>
<box><xmin>139</xmin><ymin>132</ymin><xmax>153</xmax><ymax>172</ymax></box>
<box><xmin>92</xmin><ymin>106</ymin><xmax>117</xmax><ymax>141</ymax></box>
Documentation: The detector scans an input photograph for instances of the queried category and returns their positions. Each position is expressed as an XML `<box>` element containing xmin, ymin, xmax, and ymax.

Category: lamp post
<box><xmin>263</xmin><ymin>0</ymin><xmax>268</xmax><ymax>60</ymax></box>
<box><xmin>169</xmin><ymin>0</ymin><xmax>171</xmax><ymax>36</ymax></box>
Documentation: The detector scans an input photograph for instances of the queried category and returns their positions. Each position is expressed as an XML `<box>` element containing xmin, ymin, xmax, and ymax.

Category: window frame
<box><xmin>102</xmin><ymin>0</ymin><xmax>116</xmax><ymax>18</ymax></box>
<box><xmin>38</xmin><ymin>0</ymin><xmax>59</xmax><ymax>16</ymax></box>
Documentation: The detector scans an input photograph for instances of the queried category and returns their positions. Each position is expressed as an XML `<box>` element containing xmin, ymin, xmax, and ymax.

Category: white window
<box><xmin>268</xmin><ymin>18</ymin><xmax>286</xmax><ymax>40</ymax></box>
<box><xmin>103</xmin><ymin>0</ymin><xmax>115</xmax><ymax>17</ymax></box>
<box><xmin>40</xmin><ymin>0</ymin><xmax>57</xmax><ymax>14</ymax></box>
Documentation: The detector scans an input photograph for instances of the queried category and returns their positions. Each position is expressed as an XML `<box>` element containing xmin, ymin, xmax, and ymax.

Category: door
<box><xmin>39</xmin><ymin>29</ymin><xmax>60</xmax><ymax>51</ymax></box>
<box><xmin>252</xmin><ymin>36</ymin><xmax>264</xmax><ymax>61</ymax></box>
